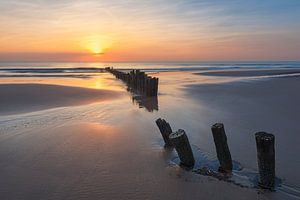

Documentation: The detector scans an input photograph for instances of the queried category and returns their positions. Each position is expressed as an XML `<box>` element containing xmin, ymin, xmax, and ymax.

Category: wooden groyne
<box><xmin>155</xmin><ymin>119</ymin><xmax>276</xmax><ymax>190</ymax></box>
<box><xmin>106</xmin><ymin>67</ymin><xmax>159</xmax><ymax>97</ymax></box>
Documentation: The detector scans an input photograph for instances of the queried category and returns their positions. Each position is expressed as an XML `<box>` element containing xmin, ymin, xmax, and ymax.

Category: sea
<box><xmin>0</xmin><ymin>61</ymin><xmax>299</xmax><ymax>77</ymax></box>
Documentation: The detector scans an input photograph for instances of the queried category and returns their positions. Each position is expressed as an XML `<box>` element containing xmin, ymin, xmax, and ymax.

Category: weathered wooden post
<box><xmin>255</xmin><ymin>132</ymin><xmax>275</xmax><ymax>190</ymax></box>
<box><xmin>211</xmin><ymin>123</ymin><xmax>232</xmax><ymax>172</ymax></box>
<box><xmin>141</xmin><ymin>74</ymin><xmax>145</xmax><ymax>94</ymax></box>
<box><xmin>154</xmin><ymin>78</ymin><xmax>159</xmax><ymax>96</ymax></box>
<box><xmin>155</xmin><ymin>118</ymin><xmax>173</xmax><ymax>146</ymax></box>
<box><xmin>169</xmin><ymin>129</ymin><xmax>195</xmax><ymax>168</ymax></box>
<box><xmin>151</xmin><ymin>77</ymin><xmax>156</xmax><ymax>96</ymax></box>
<box><xmin>146</xmin><ymin>77</ymin><xmax>151</xmax><ymax>96</ymax></box>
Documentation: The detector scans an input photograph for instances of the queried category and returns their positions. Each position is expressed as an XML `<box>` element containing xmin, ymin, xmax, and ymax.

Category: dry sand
<box><xmin>0</xmin><ymin>84</ymin><xmax>121</xmax><ymax>115</ymax></box>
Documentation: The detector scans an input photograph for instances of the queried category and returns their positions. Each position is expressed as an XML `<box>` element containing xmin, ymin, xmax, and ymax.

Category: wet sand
<box><xmin>0</xmin><ymin>69</ymin><xmax>300</xmax><ymax>200</ymax></box>
<box><xmin>0</xmin><ymin>84</ymin><xmax>121</xmax><ymax>115</ymax></box>
<box><xmin>186</xmin><ymin>74</ymin><xmax>300</xmax><ymax>189</ymax></box>
<box><xmin>0</xmin><ymin>122</ymin><xmax>270</xmax><ymax>200</ymax></box>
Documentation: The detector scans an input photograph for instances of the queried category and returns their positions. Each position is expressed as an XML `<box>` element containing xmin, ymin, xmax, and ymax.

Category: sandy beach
<box><xmin>0</xmin><ymin>67</ymin><xmax>300</xmax><ymax>200</ymax></box>
<box><xmin>0</xmin><ymin>84</ymin><xmax>121</xmax><ymax>115</ymax></box>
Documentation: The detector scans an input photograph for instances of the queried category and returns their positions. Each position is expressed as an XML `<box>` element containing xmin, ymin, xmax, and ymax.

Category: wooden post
<box><xmin>151</xmin><ymin>77</ymin><xmax>156</xmax><ymax>96</ymax></box>
<box><xmin>211</xmin><ymin>123</ymin><xmax>232</xmax><ymax>172</ymax></box>
<box><xmin>255</xmin><ymin>132</ymin><xmax>275</xmax><ymax>190</ymax></box>
<box><xmin>155</xmin><ymin>118</ymin><xmax>173</xmax><ymax>146</ymax></box>
<box><xmin>146</xmin><ymin>78</ymin><xmax>151</xmax><ymax>96</ymax></box>
<box><xmin>169</xmin><ymin>129</ymin><xmax>195</xmax><ymax>168</ymax></box>
<box><xmin>154</xmin><ymin>78</ymin><xmax>159</xmax><ymax>96</ymax></box>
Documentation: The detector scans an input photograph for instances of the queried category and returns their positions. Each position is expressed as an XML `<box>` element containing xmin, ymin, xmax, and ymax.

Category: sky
<box><xmin>0</xmin><ymin>0</ymin><xmax>300</xmax><ymax>62</ymax></box>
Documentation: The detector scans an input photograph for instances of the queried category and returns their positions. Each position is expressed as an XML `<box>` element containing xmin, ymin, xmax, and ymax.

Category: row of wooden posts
<box><xmin>105</xmin><ymin>67</ymin><xmax>159</xmax><ymax>97</ymax></box>
<box><xmin>156</xmin><ymin>118</ymin><xmax>276</xmax><ymax>190</ymax></box>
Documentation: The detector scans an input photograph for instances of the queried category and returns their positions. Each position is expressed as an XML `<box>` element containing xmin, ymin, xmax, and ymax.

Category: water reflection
<box><xmin>131</xmin><ymin>94</ymin><xmax>158</xmax><ymax>112</ymax></box>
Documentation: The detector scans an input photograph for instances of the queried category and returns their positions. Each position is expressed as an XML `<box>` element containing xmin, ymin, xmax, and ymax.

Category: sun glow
<box><xmin>82</xmin><ymin>35</ymin><xmax>113</xmax><ymax>55</ymax></box>
<box><xmin>90</xmin><ymin>45</ymin><xmax>103</xmax><ymax>54</ymax></box>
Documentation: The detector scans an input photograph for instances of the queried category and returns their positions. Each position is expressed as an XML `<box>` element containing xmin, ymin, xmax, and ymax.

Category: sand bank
<box><xmin>0</xmin><ymin>84</ymin><xmax>121</xmax><ymax>115</ymax></box>
<box><xmin>198</xmin><ymin>68</ymin><xmax>300</xmax><ymax>77</ymax></box>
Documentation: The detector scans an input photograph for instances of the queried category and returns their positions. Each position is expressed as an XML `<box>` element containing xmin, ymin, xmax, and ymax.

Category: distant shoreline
<box><xmin>197</xmin><ymin>68</ymin><xmax>300</xmax><ymax>77</ymax></box>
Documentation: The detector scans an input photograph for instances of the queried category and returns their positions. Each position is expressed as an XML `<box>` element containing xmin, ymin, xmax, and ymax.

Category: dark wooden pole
<box><xmin>211</xmin><ymin>123</ymin><xmax>232</xmax><ymax>172</ymax></box>
<box><xmin>154</xmin><ymin>78</ymin><xmax>159</xmax><ymax>96</ymax></box>
<box><xmin>169</xmin><ymin>129</ymin><xmax>195</xmax><ymax>168</ymax></box>
<box><xmin>255</xmin><ymin>132</ymin><xmax>275</xmax><ymax>190</ymax></box>
<box><xmin>155</xmin><ymin>118</ymin><xmax>173</xmax><ymax>146</ymax></box>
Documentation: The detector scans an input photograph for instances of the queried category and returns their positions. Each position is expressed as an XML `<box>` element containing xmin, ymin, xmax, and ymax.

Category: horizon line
<box><xmin>0</xmin><ymin>60</ymin><xmax>300</xmax><ymax>64</ymax></box>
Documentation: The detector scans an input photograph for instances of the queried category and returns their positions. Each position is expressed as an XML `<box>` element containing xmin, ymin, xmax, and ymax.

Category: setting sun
<box><xmin>81</xmin><ymin>35</ymin><xmax>114</xmax><ymax>56</ymax></box>
<box><xmin>90</xmin><ymin>45</ymin><xmax>102</xmax><ymax>55</ymax></box>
